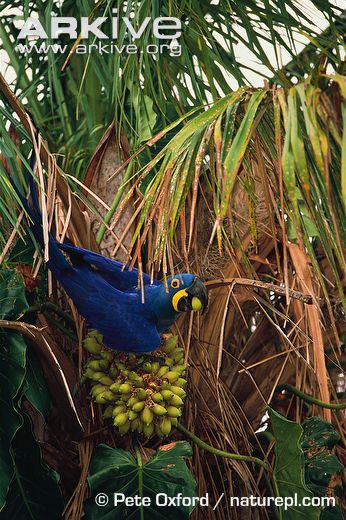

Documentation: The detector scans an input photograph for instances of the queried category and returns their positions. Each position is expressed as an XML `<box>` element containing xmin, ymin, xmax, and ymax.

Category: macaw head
<box><xmin>163</xmin><ymin>274</ymin><xmax>208</xmax><ymax>315</ymax></box>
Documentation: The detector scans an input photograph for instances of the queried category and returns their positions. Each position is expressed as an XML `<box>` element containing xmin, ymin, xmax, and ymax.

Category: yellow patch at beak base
<box><xmin>172</xmin><ymin>289</ymin><xmax>188</xmax><ymax>312</ymax></box>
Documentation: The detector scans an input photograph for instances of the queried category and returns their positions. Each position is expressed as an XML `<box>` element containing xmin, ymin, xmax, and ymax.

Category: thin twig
<box><xmin>205</xmin><ymin>278</ymin><xmax>313</xmax><ymax>304</ymax></box>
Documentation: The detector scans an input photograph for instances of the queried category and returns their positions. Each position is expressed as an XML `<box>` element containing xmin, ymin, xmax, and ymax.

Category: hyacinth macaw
<box><xmin>11</xmin><ymin>168</ymin><xmax>208</xmax><ymax>353</ymax></box>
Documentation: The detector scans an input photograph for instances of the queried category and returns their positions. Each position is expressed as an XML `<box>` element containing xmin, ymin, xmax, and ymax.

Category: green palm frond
<box><xmin>0</xmin><ymin>0</ymin><xmax>344</xmax><ymax>164</ymax></box>
<box><xmin>115</xmin><ymin>74</ymin><xmax>345</xmax><ymax>309</ymax></box>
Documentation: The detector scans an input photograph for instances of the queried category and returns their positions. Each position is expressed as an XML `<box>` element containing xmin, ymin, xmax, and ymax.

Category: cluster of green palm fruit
<box><xmin>83</xmin><ymin>330</ymin><xmax>187</xmax><ymax>437</ymax></box>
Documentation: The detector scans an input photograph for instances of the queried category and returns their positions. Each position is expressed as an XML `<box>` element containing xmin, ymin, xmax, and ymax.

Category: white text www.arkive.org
<box><xmin>15</xmin><ymin>42</ymin><xmax>181</xmax><ymax>56</ymax></box>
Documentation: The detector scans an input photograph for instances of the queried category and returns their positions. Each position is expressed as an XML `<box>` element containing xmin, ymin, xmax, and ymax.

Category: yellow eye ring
<box><xmin>171</xmin><ymin>278</ymin><xmax>180</xmax><ymax>289</ymax></box>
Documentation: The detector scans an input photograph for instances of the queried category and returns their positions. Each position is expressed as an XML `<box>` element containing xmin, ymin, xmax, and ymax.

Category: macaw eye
<box><xmin>171</xmin><ymin>278</ymin><xmax>180</xmax><ymax>289</ymax></box>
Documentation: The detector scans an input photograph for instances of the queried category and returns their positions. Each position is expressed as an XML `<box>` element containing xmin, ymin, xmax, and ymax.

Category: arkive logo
<box><xmin>15</xmin><ymin>9</ymin><xmax>182</xmax><ymax>56</ymax></box>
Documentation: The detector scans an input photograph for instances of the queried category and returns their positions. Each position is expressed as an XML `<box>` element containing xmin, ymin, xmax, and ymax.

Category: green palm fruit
<box><xmin>169</xmin><ymin>394</ymin><xmax>183</xmax><ymax>406</ymax></box>
<box><xmin>130</xmin><ymin>418</ymin><xmax>141</xmax><ymax>432</ymax></box>
<box><xmin>173</xmin><ymin>355</ymin><xmax>184</xmax><ymax>365</ymax></box>
<box><xmin>119</xmin><ymin>383</ymin><xmax>132</xmax><ymax>394</ymax></box>
<box><xmin>152</xmin><ymin>404</ymin><xmax>167</xmax><ymax>416</ymax></box>
<box><xmin>156</xmin><ymin>366</ymin><xmax>169</xmax><ymax>377</ymax></box>
<box><xmin>99</xmin><ymin>376</ymin><xmax>114</xmax><ymax>386</ymax></box>
<box><xmin>120</xmin><ymin>393</ymin><xmax>132</xmax><ymax>402</ymax></box>
<box><xmin>109</xmin><ymin>382</ymin><xmax>120</xmax><ymax>393</ymax></box>
<box><xmin>172</xmin><ymin>348</ymin><xmax>184</xmax><ymax>359</ymax></box>
<box><xmin>95</xmin><ymin>392</ymin><xmax>113</xmax><ymax>404</ymax></box>
<box><xmin>170</xmin><ymin>386</ymin><xmax>186</xmax><ymax>397</ymax></box>
<box><xmin>128</xmin><ymin>371</ymin><xmax>140</xmax><ymax>381</ymax></box>
<box><xmin>174</xmin><ymin>364</ymin><xmax>186</xmax><ymax>374</ymax></box>
<box><xmin>99</xmin><ymin>359</ymin><xmax>110</xmax><ymax>370</ymax></box>
<box><xmin>103</xmin><ymin>405</ymin><xmax>113</xmax><ymax>419</ymax></box>
<box><xmin>114</xmin><ymin>412</ymin><xmax>129</xmax><ymax>427</ymax></box>
<box><xmin>118</xmin><ymin>421</ymin><xmax>131</xmax><ymax>435</ymax></box>
<box><xmin>109</xmin><ymin>367</ymin><xmax>119</xmax><ymax>378</ymax></box>
<box><xmin>112</xmin><ymin>404</ymin><xmax>127</xmax><ymax>417</ymax></box>
<box><xmin>155</xmin><ymin>424</ymin><xmax>163</xmax><ymax>437</ymax></box>
<box><xmin>128</xmin><ymin>410</ymin><xmax>138</xmax><ymax>421</ymax></box>
<box><xmin>151</xmin><ymin>362</ymin><xmax>160</xmax><ymax>374</ymax></box>
<box><xmin>132</xmin><ymin>401</ymin><xmax>145</xmax><ymax>412</ymax></box>
<box><xmin>152</xmin><ymin>392</ymin><xmax>164</xmax><ymax>403</ymax></box>
<box><xmin>84</xmin><ymin>368</ymin><xmax>96</xmax><ymax>379</ymax></box>
<box><xmin>132</xmin><ymin>378</ymin><xmax>144</xmax><ymax>388</ymax></box>
<box><xmin>100</xmin><ymin>351</ymin><xmax>114</xmax><ymax>362</ymax></box>
<box><xmin>83</xmin><ymin>337</ymin><xmax>102</xmax><ymax>354</ymax></box>
<box><xmin>136</xmin><ymin>388</ymin><xmax>147</xmax><ymax>400</ymax></box>
<box><xmin>162</xmin><ymin>335</ymin><xmax>178</xmax><ymax>353</ymax></box>
<box><xmin>161</xmin><ymin>417</ymin><xmax>172</xmax><ymax>436</ymax></box>
<box><xmin>141</xmin><ymin>407</ymin><xmax>154</xmax><ymax>425</ymax></box>
<box><xmin>87</xmin><ymin>360</ymin><xmax>103</xmax><ymax>371</ymax></box>
<box><xmin>165</xmin><ymin>371</ymin><xmax>179</xmax><ymax>383</ymax></box>
<box><xmin>127</xmin><ymin>396</ymin><xmax>139</xmax><ymax>408</ymax></box>
<box><xmin>129</xmin><ymin>372</ymin><xmax>144</xmax><ymax>387</ymax></box>
<box><xmin>143</xmin><ymin>422</ymin><xmax>154</xmax><ymax>438</ymax></box>
<box><xmin>85</xmin><ymin>332</ymin><xmax>186</xmax><ymax>438</ymax></box>
<box><xmin>91</xmin><ymin>384</ymin><xmax>108</xmax><ymax>397</ymax></box>
<box><xmin>161</xmin><ymin>389</ymin><xmax>174</xmax><ymax>400</ymax></box>
<box><xmin>90</xmin><ymin>371</ymin><xmax>107</xmax><ymax>382</ymax></box>
<box><xmin>84</xmin><ymin>334</ymin><xmax>101</xmax><ymax>345</ymax></box>
<box><xmin>105</xmin><ymin>390</ymin><xmax>117</xmax><ymax>401</ymax></box>
<box><xmin>166</xmin><ymin>406</ymin><xmax>181</xmax><ymax>418</ymax></box>
<box><xmin>88</xmin><ymin>330</ymin><xmax>103</xmax><ymax>340</ymax></box>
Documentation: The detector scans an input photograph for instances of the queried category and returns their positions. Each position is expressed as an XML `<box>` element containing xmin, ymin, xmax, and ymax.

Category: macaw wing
<box><xmin>61</xmin><ymin>265</ymin><xmax>160</xmax><ymax>352</ymax></box>
<box><xmin>57</xmin><ymin>242</ymin><xmax>157</xmax><ymax>291</ymax></box>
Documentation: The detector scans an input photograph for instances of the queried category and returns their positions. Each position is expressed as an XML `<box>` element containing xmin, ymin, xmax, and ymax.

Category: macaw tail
<box><xmin>9</xmin><ymin>154</ymin><xmax>69</xmax><ymax>275</ymax></box>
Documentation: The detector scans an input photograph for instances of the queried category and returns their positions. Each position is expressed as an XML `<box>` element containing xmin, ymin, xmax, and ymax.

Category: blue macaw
<box><xmin>11</xmin><ymin>168</ymin><xmax>208</xmax><ymax>353</ymax></box>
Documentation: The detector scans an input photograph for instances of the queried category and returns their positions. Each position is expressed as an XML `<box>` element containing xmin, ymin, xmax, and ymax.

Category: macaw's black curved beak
<box><xmin>177</xmin><ymin>277</ymin><xmax>208</xmax><ymax>313</ymax></box>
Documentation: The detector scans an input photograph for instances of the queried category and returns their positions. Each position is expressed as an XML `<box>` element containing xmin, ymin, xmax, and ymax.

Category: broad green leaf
<box><xmin>301</xmin><ymin>417</ymin><xmax>343</xmax><ymax>500</ymax></box>
<box><xmin>268</xmin><ymin>407</ymin><xmax>320</xmax><ymax>520</ymax></box>
<box><xmin>338</xmin><ymin>86</ymin><xmax>346</xmax><ymax>209</ymax></box>
<box><xmin>282</xmin><ymin>91</ymin><xmax>298</xmax><ymax>214</ymax></box>
<box><xmin>220</xmin><ymin>90</ymin><xmax>266</xmax><ymax>219</ymax></box>
<box><xmin>304</xmin><ymin>452</ymin><xmax>343</xmax><ymax>497</ymax></box>
<box><xmin>301</xmin><ymin>417</ymin><xmax>340</xmax><ymax>452</ymax></box>
<box><xmin>0</xmin><ymin>332</ymin><xmax>26</xmax><ymax>511</ymax></box>
<box><xmin>295</xmin><ymin>84</ymin><xmax>325</xmax><ymax>176</ymax></box>
<box><xmin>8</xmin><ymin>237</ymin><xmax>36</xmax><ymax>266</ymax></box>
<box><xmin>131</xmin><ymin>86</ymin><xmax>158</xmax><ymax>143</ymax></box>
<box><xmin>320</xmin><ymin>506</ymin><xmax>343</xmax><ymax>520</ymax></box>
<box><xmin>0</xmin><ymin>270</ymin><xmax>28</xmax><ymax>510</ymax></box>
<box><xmin>1</xmin><ymin>415</ymin><xmax>63</xmax><ymax>520</ymax></box>
<box><xmin>288</xmin><ymin>89</ymin><xmax>309</xmax><ymax>194</ymax></box>
<box><xmin>168</xmin><ymin>91</ymin><xmax>244</xmax><ymax>157</ymax></box>
<box><xmin>23</xmin><ymin>350</ymin><xmax>51</xmax><ymax>419</ymax></box>
<box><xmin>84</xmin><ymin>441</ymin><xmax>197</xmax><ymax>520</ymax></box>
<box><xmin>0</xmin><ymin>270</ymin><xmax>29</xmax><ymax>320</ymax></box>
<box><xmin>287</xmin><ymin>197</ymin><xmax>319</xmax><ymax>240</ymax></box>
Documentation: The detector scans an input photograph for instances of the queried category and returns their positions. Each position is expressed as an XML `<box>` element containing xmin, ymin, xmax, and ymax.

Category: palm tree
<box><xmin>0</xmin><ymin>1</ymin><xmax>345</xmax><ymax>519</ymax></box>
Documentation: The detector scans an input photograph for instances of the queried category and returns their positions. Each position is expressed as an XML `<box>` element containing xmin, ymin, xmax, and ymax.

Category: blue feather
<box><xmin>10</xmin><ymin>152</ymin><xmax>208</xmax><ymax>352</ymax></box>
